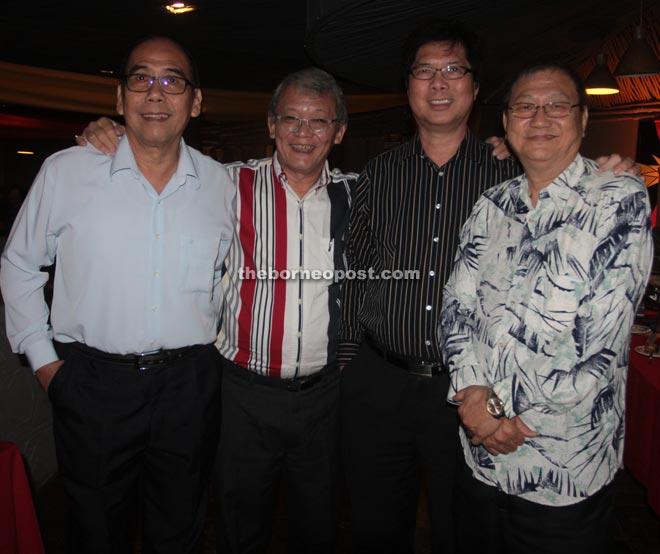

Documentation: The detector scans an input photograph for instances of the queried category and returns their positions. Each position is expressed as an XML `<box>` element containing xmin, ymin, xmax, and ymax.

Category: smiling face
<box><xmin>407</xmin><ymin>41</ymin><xmax>479</xmax><ymax>136</ymax></box>
<box><xmin>267</xmin><ymin>85</ymin><xmax>346</xmax><ymax>191</ymax></box>
<box><xmin>116</xmin><ymin>37</ymin><xmax>202</xmax><ymax>153</ymax></box>
<box><xmin>503</xmin><ymin>68</ymin><xmax>587</xmax><ymax>179</ymax></box>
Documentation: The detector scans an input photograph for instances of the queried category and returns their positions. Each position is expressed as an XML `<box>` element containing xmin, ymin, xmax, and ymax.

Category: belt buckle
<box><xmin>287</xmin><ymin>379</ymin><xmax>303</xmax><ymax>392</ymax></box>
<box><xmin>409</xmin><ymin>360</ymin><xmax>438</xmax><ymax>378</ymax></box>
<box><xmin>409</xmin><ymin>367</ymin><xmax>433</xmax><ymax>378</ymax></box>
<box><xmin>286</xmin><ymin>373</ymin><xmax>321</xmax><ymax>392</ymax></box>
<box><xmin>136</xmin><ymin>349</ymin><xmax>161</xmax><ymax>371</ymax></box>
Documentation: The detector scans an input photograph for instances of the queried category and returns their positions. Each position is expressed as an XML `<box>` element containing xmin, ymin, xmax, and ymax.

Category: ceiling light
<box><xmin>615</xmin><ymin>0</ymin><xmax>660</xmax><ymax>78</ymax></box>
<box><xmin>17</xmin><ymin>151</ymin><xmax>34</xmax><ymax>155</ymax></box>
<box><xmin>614</xmin><ymin>25</ymin><xmax>660</xmax><ymax>77</ymax></box>
<box><xmin>585</xmin><ymin>53</ymin><xmax>620</xmax><ymax>95</ymax></box>
<box><xmin>165</xmin><ymin>3</ymin><xmax>195</xmax><ymax>14</ymax></box>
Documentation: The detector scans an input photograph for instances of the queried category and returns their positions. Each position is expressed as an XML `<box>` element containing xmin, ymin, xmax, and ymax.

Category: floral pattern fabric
<box><xmin>441</xmin><ymin>155</ymin><xmax>653</xmax><ymax>506</ymax></box>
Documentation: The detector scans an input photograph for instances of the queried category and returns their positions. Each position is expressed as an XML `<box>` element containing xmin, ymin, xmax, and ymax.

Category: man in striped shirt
<box><xmin>78</xmin><ymin>67</ymin><xmax>355</xmax><ymax>554</ymax></box>
<box><xmin>214</xmin><ymin>69</ymin><xmax>355</xmax><ymax>554</ymax></box>
<box><xmin>337</xmin><ymin>19</ymin><xmax>636</xmax><ymax>554</ymax></box>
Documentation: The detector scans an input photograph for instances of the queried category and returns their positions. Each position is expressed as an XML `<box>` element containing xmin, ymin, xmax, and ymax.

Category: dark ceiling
<box><xmin>0</xmin><ymin>0</ymin><xmax>649</xmax><ymax>103</ymax></box>
<box><xmin>0</xmin><ymin>0</ymin><xmax>309</xmax><ymax>92</ymax></box>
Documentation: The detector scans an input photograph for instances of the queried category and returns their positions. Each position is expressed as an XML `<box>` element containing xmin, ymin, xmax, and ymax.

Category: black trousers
<box><xmin>50</xmin><ymin>342</ymin><xmax>222</xmax><ymax>554</ymax></box>
<box><xmin>454</xmin><ymin>455</ymin><xmax>617</xmax><ymax>554</ymax></box>
<box><xmin>216</xmin><ymin>357</ymin><xmax>340</xmax><ymax>554</ymax></box>
<box><xmin>340</xmin><ymin>341</ymin><xmax>460</xmax><ymax>554</ymax></box>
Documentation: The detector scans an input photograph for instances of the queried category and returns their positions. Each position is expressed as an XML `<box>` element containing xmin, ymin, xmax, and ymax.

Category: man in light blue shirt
<box><xmin>441</xmin><ymin>63</ymin><xmax>652</xmax><ymax>553</ymax></box>
<box><xmin>0</xmin><ymin>36</ymin><xmax>234</xmax><ymax>553</ymax></box>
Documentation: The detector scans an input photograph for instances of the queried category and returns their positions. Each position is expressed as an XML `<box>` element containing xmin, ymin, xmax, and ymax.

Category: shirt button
<box><xmin>429</xmin><ymin>270</ymin><xmax>435</xmax><ymax>277</ymax></box>
<box><xmin>152</xmin><ymin>305</ymin><xmax>158</xmax><ymax>312</ymax></box>
<box><xmin>438</xmin><ymin>171</ymin><xmax>444</xmax><ymax>176</ymax></box>
<box><xmin>435</xmin><ymin>203</ymin><xmax>441</xmax><ymax>209</ymax></box>
<box><xmin>433</xmin><ymin>237</ymin><xmax>439</xmax><ymax>243</ymax></box>
<box><xmin>425</xmin><ymin>340</ymin><xmax>431</xmax><ymax>346</ymax></box>
<box><xmin>299</xmin><ymin>234</ymin><xmax>303</xmax><ymax>240</ymax></box>
<box><xmin>155</xmin><ymin>233</ymin><xmax>161</xmax><ymax>240</ymax></box>
<box><xmin>297</xmin><ymin>332</ymin><xmax>302</xmax><ymax>338</ymax></box>
<box><xmin>426</xmin><ymin>305</ymin><xmax>432</xmax><ymax>311</ymax></box>
<box><xmin>153</xmin><ymin>271</ymin><xmax>159</xmax><ymax>278</ymax></box>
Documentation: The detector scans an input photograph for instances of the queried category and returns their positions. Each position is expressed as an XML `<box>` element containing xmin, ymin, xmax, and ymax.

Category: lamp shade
<box><xmin>585</xmin><ymin>53</ymin><xmax>620</xmax><ymax>95</ymax></box>
<box><xmin>614</xmin><ymin>26</ymin><xmax>660</xmax><ymax>77</ymax></box>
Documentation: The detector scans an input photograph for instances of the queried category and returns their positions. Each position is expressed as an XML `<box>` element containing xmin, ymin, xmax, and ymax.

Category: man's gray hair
<box><xmin>268</xmin><ymin>68</ymin><xmax>348</xmax><ymax>123</ymax></box>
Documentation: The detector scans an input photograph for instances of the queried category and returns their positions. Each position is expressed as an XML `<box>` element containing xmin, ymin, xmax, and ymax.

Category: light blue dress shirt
<box><xmin>441</xmin><ymin>155</ymin><xmax>652</xmax><ymax>506</ymax></box>
<box><xmin>1</xmin><ymin>137</ymin><xmax>235</xmax><ymax>372</ymax></box>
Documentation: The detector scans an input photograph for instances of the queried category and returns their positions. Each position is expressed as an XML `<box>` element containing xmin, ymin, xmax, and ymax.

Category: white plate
<box><xmin>632</xmin><ymin>324</ymin><xmax>652</xmax><ymax>335</ymax></box>
<box><xmin>634</xmin><ymin>345</ymin><xmax>660</xmax><ymax>358</ymax></box>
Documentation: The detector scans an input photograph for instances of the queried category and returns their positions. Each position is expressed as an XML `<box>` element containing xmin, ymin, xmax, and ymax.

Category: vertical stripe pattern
<box><xmin>338</xmin><ymin>130</ymin><xmax>521</xmax><ymax>363</ymax></box>
<box><xmin>217</xmin><ymin>156</ymin><xmax>356</xmax><ymax>378</ymax></box>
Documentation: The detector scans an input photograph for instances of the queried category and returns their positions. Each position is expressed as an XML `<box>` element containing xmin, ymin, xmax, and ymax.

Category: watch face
<box><xmin>487</xmin><ymin>396</ymin><xmax>505</xmax><ymax>418</ymax></box>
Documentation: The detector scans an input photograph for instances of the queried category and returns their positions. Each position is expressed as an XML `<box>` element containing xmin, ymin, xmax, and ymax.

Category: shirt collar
<box><xmin>516</xmin><ymin>154</ymin><xmax>585</xmax><ymax>210</ymax></box>
<box><xmin>272</xmin><ymin>151</ymin><xmax>330</xmax><ymax>192</ymax></box>
<box><xmin>110</xmin><ymin>136</ymin><xmax>200</xmax><ymax>190</ymax></box>
<box><xmin>403</xmin><ymin>128</ymin><xmax>488</xmax><ymax>166</ymax></box>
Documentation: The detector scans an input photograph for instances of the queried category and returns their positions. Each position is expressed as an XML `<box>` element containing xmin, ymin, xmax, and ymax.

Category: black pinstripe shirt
<box><xmin>338</xmin><ymin>129</ymin><xmax>520</xmax><ymax>363</ymax></box>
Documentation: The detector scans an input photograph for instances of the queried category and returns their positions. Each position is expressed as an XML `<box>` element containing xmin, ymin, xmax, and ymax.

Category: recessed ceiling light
<box><xmin>165</xmin><ymin>3</ymin><xmax>195</xmax><ymax>14</ymax></box>
<box><xmin>17</xmin><ymin>151</ymin><xmax>34</xmax><ymax>155</ymax></box>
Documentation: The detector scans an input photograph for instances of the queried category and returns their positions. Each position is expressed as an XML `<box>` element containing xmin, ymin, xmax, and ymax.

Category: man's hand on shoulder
<box><xmin>75</xmin><ymin>117</ymin><xmax>125</xmax><ymax>155</ymax></box>
<box><xmin>595</xmin><ymin>154</ymin><xmax>640</xmax><ymax>176</ymax></box>
<box><xmin>35</xmin><ymin>360</ymin><xmax>65</xmax><ymax>394</ymax></box>
<box><xmin>485</xmin><ymin>136</ymin><xmax>512</xmax><ymax>160</ymax></box>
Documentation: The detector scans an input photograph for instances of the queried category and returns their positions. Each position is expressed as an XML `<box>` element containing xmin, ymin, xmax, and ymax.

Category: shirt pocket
<box><xmin>179</xmin><ymin>234</ymin><xmax>229</xmax><ymax>293</ymax></box>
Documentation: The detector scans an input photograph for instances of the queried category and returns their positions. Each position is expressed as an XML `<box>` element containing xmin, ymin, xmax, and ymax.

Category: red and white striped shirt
<box><xmin>217</xmin><ymin>154</ymin><xmax>355</xmax><ymax>378</ymax></box>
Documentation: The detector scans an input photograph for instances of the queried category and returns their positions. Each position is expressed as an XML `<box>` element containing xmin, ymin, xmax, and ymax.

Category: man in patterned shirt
<box><xmin>441</xmin><ymin>63</ymin><xmax>652</xmax><ymax>553</ymax></box>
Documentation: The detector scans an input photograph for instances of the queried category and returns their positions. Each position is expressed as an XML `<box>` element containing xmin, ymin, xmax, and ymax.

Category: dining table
<box><xmin>0</xmin><ymin>441</ymin><xmax>45</xmax><ymax>554</ymax></box>
<box><xmin>625</xmin><ymin>334</ymin><xmax>660</xmax><ymax>517</ymax></box>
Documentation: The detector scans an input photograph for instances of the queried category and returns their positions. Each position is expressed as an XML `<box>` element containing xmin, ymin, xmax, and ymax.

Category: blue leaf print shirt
<box><xmin>441</xmin><ymin>155</ymin><xmax>653</xmax><ymax>506</ymax></box>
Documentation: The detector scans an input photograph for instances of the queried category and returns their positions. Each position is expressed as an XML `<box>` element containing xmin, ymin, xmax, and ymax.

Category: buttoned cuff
<box><xmin>25</xmin><ymin>339</ymin><xmax>59</xmax><ymax>374</ymax></box>
<box><xmin>337</xmin><ymin>341</ymin><xmax>361</xmax><ymax>366</ymax></box>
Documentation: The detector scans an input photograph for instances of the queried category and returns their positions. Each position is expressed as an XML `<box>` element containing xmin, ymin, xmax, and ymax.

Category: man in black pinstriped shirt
<box><xmin>337</xmin><ymin>19</ymin><xmax>636</xmax><ymax>554</ymax></box>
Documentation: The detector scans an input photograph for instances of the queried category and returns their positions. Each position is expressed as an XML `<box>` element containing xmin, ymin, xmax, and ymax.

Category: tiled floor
<box><xmin>37</xmin><ymin>469</ymin><xmax>660</xmax><ymax>553</ymax></box>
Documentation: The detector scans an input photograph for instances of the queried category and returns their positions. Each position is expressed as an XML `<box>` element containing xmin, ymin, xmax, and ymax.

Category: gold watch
<box><xmin>486</xmin><ymin>387</ymin><xmax>505</xmax><ymax>418</ymax></box>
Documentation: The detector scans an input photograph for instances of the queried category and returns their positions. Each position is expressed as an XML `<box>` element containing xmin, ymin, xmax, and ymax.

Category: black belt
<box><xmin>67</xmin><ymin>342</ymin><xmax>199</xmax><ymax>371</ymax></box>
<box><xmin>225</xmin><ymin>359</ymin><xmax>337</xmax><ymax>392</ymax></box>
<box><xmin>364</xmin><ymin>335</ymin><xmax>444</xmax><ymax>378</ymax></box>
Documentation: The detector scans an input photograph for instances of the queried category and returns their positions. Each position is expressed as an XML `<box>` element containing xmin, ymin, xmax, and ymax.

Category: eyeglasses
<box><xmin>410</xmin><ymin>65</ymin><xmax>473</xmax><ymax>81</ymax></box>
<box><xmin>507</xmin><ymin>102</ymin><xmax>581</xmax><ymax>119</ymax></box>
<box><xmin>123</xmin><ymin>73</ymin><xmax>194</xmax><ymax>95</ymax></box>
<box><xmin>273</xmin><ymin>114</ymin><xmax>338</xmax><ymax>134</ymax></box>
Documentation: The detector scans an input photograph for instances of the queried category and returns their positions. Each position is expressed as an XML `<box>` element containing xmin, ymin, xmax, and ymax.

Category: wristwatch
<box><xmin>486</xmin><ymin>387</ymin><xmax>505</xmax><ymax>418</ymax></box>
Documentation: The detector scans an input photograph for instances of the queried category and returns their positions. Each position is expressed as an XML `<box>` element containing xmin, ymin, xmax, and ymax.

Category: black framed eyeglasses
<box><xmin>507</xmin><ymin>102</ymin><xmax>581</xmax><ymax>119</ymax></box>
<box><xmin>273</xmin><ymin>114</ymin><xmax>338</xmax><ymax>134</ymax></box>
<box><xmin>123</xmin><ymin>73</ymin><xmax>194</xmax><ymax>95</ymax></box>
<box><xmin>410</xmin><ymin>64</ymin><xmax>472</xmax><ymax>81</ymax></box>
